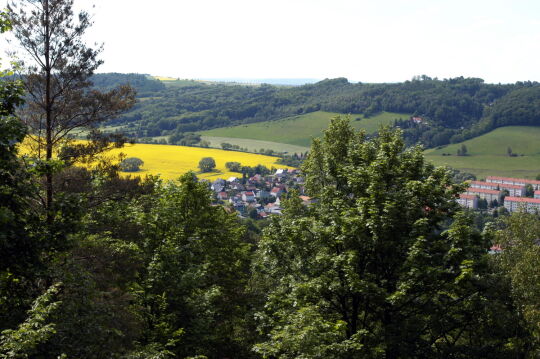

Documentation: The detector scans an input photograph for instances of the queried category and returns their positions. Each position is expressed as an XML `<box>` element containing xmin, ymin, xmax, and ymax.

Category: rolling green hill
<box><xmin>199</xmin><ymin>136</ymin><xmax>310</xmax><ymax>155</ymax></box>
<box><xmin>424</xmin><ymin>126</ymin><xmax>540</xmax><ymax>179</ymax></box>
<box><xmin>200</xmin><ymin>111</ymin><xmax>409</xmax><ymax>147</ymax></box>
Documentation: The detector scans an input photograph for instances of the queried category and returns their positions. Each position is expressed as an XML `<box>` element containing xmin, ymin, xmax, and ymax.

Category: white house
<box><xmin>242</xmin><ymin>191</ymin><xmax>256</xmax><ymax>202</ymax></box>
<box><xmin>457</xmin><ymin>194</ymin><xmax>478</xmax><ymax>209</ymax></box>
<box><xmin>466</xmin><ymin>187</ymin><xmax>502</xmax><ymax>203</ymax></box>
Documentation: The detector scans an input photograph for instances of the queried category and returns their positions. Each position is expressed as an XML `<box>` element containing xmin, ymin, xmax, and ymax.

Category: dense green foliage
<box><xmin>96</xmin><ymin>73</ymin><xmax>540</xmax><ymax>148</ymax></box>
<box><xmin>3</xmin><ymin>4</ymin><xmax>540</xmax><ymax>356</ymax></box>
<box><xmin>494</xmin><ymin>212</ymin><xmax>540</xmax><ymax>353</ymax></box>
<box><xmin>253</xmin><ymin>118</ymin><xmax>528</xmax><ymax>358</ymax></box>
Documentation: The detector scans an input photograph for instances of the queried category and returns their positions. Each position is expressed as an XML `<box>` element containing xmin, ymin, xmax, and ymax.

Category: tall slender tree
<box><xmin>7</xmin><ymin>0</ymin><xmax>135</xmax><ymax>219</ymax></box>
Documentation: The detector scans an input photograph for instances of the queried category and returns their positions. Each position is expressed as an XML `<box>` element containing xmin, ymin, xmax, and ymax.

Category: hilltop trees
<box><xmin>253</xmin><ymin>118</ymin><xmax>523</xmax><ymax>357</ymax></box>
<box><xmin>7</xmin><ymin>0</ymin><xmax>135</xmax><ymax>217</ymax></box>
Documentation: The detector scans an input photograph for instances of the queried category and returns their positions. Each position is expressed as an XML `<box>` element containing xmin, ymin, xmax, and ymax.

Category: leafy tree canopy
<box><xmin>253</xmin><ymin>117</ymin><xmax>524</xmax><ymax>358</ymax></box>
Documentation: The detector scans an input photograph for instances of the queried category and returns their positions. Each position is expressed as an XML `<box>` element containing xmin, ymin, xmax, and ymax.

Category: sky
<box><xmin>3</xmin><ymin>0</ymin><xmax>540</xmax><ymax>83</ymax></box>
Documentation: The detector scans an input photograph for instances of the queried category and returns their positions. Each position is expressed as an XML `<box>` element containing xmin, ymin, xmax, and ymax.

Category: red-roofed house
<box><xmin>504</xmin><ymin>196</ymin><xmax>540</xmax><ymax>213</ymax></box>
<box><xmin>466</xmin><ymin>187</ymin><xmax>502</xmax><ymax>202</ymax></box>
<box><xmin>469</xmin><ymin>180</ymin><xmax>526</xmax><ymax>197</ymax></box>
<box><xmin>270</xmin><ymin>187</ymin><xmax>284</xmax><ymax>198</ymax></box>
<box><xmin>457</xmin><ymin>194</ymin><xmax>478</xmax><ymax>209</ymax></box>
<box><xmin>299</xmin><ymin>195</ymin><xmax>316</xmax><ymax>206</ymax></box>
<box><xmin>486</xmin><ymin>176</ymin><xmax>540</xmax><ymax>190</ymax></box>
<box><xmin>217</xmin><ymin>192</ymin><xmax>228</xmax><ymax>201</ymax></box>
<box><xmin>242</xmin><ymin>191</ymin><xmax>256</xmax><ymax>202</ymax></box>
<box><xmin>489</xmin><ymin>244</ymin><xmax>503</xmax><ymax>254</ymax></box>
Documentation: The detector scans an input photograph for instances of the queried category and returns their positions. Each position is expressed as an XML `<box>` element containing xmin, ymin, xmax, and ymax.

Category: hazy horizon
<box><xmin>2</xmin><ymin>0</ymin><xmax>540</xmax><ymax>84</ymax></box>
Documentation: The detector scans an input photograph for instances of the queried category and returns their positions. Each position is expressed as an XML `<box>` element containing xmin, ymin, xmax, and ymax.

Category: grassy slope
<box><xmin>200</xmin><ymin>136</ymin><xmax>310</xmax><ymax>155</ymax></box>
<box><xmin>200</xmin><ymin>111</ymin><xmax>409</xmax><ymax>147</ymax></box>
<box><xmin>424</xmin><ymin>126</ymin><xmax>540</xmax><ymax>179</ymax></box>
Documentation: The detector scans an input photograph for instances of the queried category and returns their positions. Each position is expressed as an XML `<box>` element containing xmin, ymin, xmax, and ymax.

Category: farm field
<box><xmin>105</xmin><ymin>142</ymin><xmax>291</xmax><ymax>181</ymax></box>
<box><xmin>200</xmin><ymin>136</ymin><xmax>310</xmax><ymax>155</ymax></box>
<box><xmin>424</xmin><ymin>126</ymin><xmax>540</xmax><ymax>179</ymax></box>
<box><xmin>200</xmin><ymin>111</ymin><xmax>409</xmax><ymax>147</ymax></box>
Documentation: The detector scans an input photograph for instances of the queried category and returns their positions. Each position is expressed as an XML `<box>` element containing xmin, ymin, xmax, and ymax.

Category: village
<box><xmin>206</xmin><ymin>169</ymin><xmax>540</xmax><ymax>219</ymax></box>
<box><xmin>206</xmin><ymin>168</ymin><xmax>313</xmax><ymax>219</ymax></box>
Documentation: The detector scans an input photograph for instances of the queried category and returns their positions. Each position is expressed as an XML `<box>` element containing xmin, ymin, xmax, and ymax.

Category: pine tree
<box><xmin>7</xmin><ymin>0</ymin><xmax>135</xmax><ymax>219</ymax></box>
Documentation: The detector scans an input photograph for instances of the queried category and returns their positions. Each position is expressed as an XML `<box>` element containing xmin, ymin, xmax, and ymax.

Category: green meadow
<box><xmin>424</xmin><ymin>126</ymin><xmax>540</xmax><ymax>179</ymax></box>
<box><xmin>200</xmin><ymin>136</ymin><xmax>310</xmax><ymax>155</ymax></box>
<box><xmin>200</xmin><ymin>111</ymin><xmax>409</xmax><ymax>147</ymax></box>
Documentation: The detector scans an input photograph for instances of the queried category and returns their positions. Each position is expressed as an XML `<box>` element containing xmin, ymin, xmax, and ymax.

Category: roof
<box><xmin>487</xmin><ymin>176</ymin><xmax>540</xmax><ymax>186</ymax></box>
<box><xmin>459</xmin><ymin>194</ymin><xmax>476</xmax><ymax>200</ymax></box>
<box><xmin>505</xmin><ymin>196</ymin><xmax>540</xmax><ymax>204</ymax></box>
<box><xmin>245</xmin><ymin>191</ymin><xmax>255</xmax><ymax>196</ymax></box>
<box><xmin>271</xmin><ymin>187</ymin><xmax>281</xmax><ymax>193</ymax></box>
<box><xmin>467</xmin><ymin>187</ymin><xmax>501</xmax><ymax>195</ymax></box>
<box><xmin>299</xmin><ymin>195</ymin><xmax>311</xmax><ymax>201</ymax></box>
<box><xmin>535</xmin><ymin>190</ymin><xmax>540</xmax><ymax>195</ymax></box>
<box><xmin>470</xmin><ymin>180</ymin><xmax>524</xmax><ymax>190</ymax></box>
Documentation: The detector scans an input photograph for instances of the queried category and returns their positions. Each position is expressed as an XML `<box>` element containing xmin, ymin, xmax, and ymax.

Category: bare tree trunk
<box><xmin>44</xmin><ymin>0</ymin><xmax>53</xmax><ymax>223</ymax></box>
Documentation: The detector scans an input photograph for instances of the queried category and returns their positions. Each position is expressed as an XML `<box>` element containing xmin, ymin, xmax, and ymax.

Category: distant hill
<box><xmin>424</xmin><ymin>126</ymin><xmax>540</xmax><ymax>179</ymax></box>
<box><xmin>198</xmin><ymin>78</ymin><xmax>321</xmax><ymax>86</ymax></box>
<box><xmin>92</xmin><ymin>73</ymin><xmax>540</xmax><ymax>149</ymax></box>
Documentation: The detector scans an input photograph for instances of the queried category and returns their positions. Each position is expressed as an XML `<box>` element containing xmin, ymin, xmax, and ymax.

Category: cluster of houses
<box><xmin>206</xmin><ymin>170</ymin><xmax>540</xmax><ymax>218</ymax></box>
<box><xmin>207</xmin><ymin>168</ymin><xmax>313</xmax><ymax>219</ymax></box>
<box><xmin>458</xmin><ymin>176</ymin><xmax>540</xmax><ymax>214</ymax></box>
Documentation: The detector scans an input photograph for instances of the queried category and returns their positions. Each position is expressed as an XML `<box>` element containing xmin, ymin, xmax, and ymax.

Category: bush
<box><xmin>198</xmin><ymin>157</ymin><xmax>216</xmax><ymax>173</ymax></box>
<box><xmin>120</xmin><ymin>157</ymin><xmax>144</xmax><ymax>172</ymax></box>
<box><xmin>225</xmin><ymin>161</ymin><xmax>242</xmax><ymax>172</ymax></box>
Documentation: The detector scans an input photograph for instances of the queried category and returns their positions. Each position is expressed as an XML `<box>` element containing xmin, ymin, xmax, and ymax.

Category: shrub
<box><xmin>198</xmin><ymin>157</ymin><xmax>216</xmax><ymax>172</ymax></box>
<box><xmin>120</xmin><ymin>157</ymin><xmax>144</xmax><ymax>172</ymax></box>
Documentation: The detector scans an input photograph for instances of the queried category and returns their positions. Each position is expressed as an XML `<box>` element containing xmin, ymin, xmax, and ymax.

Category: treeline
<box><xmin>4</xmin><ymin>116</ymin><xmax>540</xmax><ymax>358</ymax></box>
<box><xmin>95</xmin><ymin>73</ymin><xmax>540</xmax><ymax>148</ymax></box>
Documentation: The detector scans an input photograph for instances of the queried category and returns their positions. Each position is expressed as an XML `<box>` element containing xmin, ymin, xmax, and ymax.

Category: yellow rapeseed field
<box><xmin>108</xmin><ymin>143</ymin><xmax>292</xmax><ymax>181</ymax></box>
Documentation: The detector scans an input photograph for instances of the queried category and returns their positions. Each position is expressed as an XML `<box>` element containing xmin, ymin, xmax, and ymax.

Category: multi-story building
<box><xmin>486</xmin><ymin>176</ymin><xmax>540</xmax><ymax>190</ymax></box>
<box><xmin>469</xmin><ymin>180</ymin><xmax>525</xmax><ymax>197</ymax></box>
<box><xmin>504</xmin><ymin>196</ymin><xmax>540</xmax><ymax>214</ymax></box>
<box><xmin>457</xmin><ymin>194</ymin><xmax>478</xmax><ymax>209</ymax></box>
<box><xmin>466</xmin><ymin>187</ymin><xmax>502</xmax><ymax>203</ymax></box>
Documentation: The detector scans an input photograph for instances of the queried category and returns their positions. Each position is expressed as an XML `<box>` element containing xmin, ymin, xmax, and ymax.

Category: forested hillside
<box><xmin>93</xmin><ymin>73</ymin><xmax>540</xmax><ymax>148</ymax></box>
